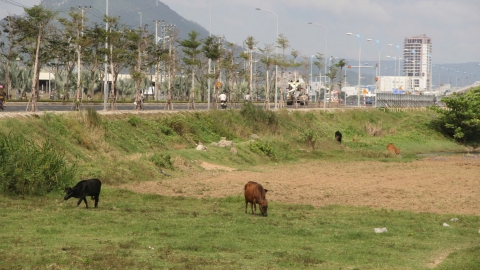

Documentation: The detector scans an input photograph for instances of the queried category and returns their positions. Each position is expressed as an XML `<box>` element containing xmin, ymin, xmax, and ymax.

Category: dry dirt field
<box><xmin>123</xmin><ymin>155</ymin><xmax>480</xmax><ymax>216</ymax></box>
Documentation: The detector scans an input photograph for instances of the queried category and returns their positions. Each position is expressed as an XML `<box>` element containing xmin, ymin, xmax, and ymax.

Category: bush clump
<box><xmin>249</xmin><ymin>140</ymin><xmax>276</xmax><ymax>159</ymax></box>
<box><xmin>430</xmin><ymin>87</ymin><xmax>480</xmax><ymax>145</ymax></box>
<box><xmin>150</xmin><ymin>153</ymin><xmax>174</xmax><ymax>170</ymax></box>
<box><xmin>0</xmin><ymin>133</ymin><xmax>77</xmax><ymax>196</ymax></box>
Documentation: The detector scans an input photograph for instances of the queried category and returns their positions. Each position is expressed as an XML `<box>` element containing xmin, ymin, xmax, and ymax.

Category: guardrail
<box><xmin>375</xmin><ymin>93</ymin><xmax>440</xmax><ymax>108</ymax></box>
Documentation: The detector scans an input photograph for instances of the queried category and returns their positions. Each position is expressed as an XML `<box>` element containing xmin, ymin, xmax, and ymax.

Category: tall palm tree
<box><xmin>259</xmin><ymin>44</ymin><xmax>274</xmax><ymax>110</ymax></box>
<box><xmin>336</xmin><ymin>59</ymin><xmax>347</xmax><ymax>104</ymax></box>
<box><xmin>179</xmin><ymin>31</ymin><xmax>202</xmax><ymax>110</ymax></box>
<box><xmin>276</xmin><ymin>34</ymin><xmax>290</xmax><ymax>108</ymax></box>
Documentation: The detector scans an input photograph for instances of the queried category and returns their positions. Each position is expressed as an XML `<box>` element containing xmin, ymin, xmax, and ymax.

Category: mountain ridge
<box><xmin>43</xmin><ymin>0</ymin><xmax>210</xmax><ymax>41</ymax></box>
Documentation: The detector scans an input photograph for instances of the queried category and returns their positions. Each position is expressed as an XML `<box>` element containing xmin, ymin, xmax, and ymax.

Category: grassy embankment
<box><xmin>0</xmin><ymin>105</ymin><xmax>478</xmax><ymax>269</ymax></box>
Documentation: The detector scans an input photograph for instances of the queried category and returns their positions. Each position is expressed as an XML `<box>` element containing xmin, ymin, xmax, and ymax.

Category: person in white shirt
<box><xmin>219</xmin><ymin>93</ymin><xmax>227</xmax><ymax>102</ymax></box>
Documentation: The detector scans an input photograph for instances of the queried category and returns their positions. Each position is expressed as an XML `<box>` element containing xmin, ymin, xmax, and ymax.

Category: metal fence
<box><xmin>375</xmin><ymin>93</ymin><xmax>442</xmax><ymax>108</ymax></box>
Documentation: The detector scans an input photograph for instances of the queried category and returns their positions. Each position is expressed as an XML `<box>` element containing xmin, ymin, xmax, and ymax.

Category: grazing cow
<box><xmin>244</xmin><ymin>181</ymin><xmax>268</xmax><ymax>217</ymax></box>
<box><xmin>387</xmin><ymin>143</ymin><xmax>401</xmax><ymax>155</ymax></box>
<box><xmin>64</xmin><ymin>179</ymin><xmax>102</xmax><ymax>208</ymax></box>
<box><xmin>335</xmin><ymin>131</ymin><xmax>343</xmax><ymax>143</ymax></box>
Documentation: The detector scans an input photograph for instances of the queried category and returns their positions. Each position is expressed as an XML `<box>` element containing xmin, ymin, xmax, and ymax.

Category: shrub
<box><xmin>430</xmin><ymin>86</ymin><xmax>480</xmax><ymax>145</ymax></box>
<box><xmin>301</xmin><ymin>129</ymin><xmax>317</xmax><ymax>149</ymax></box>
<box><xmin>249</xmin><ymin>140</ymin><xmax>276</xmax><ymax>159</ymax></box>
<box><xmin>0</xmin><ymin>133</ymin><xmax>77</xmax><ymax>196</ymax></box>
<box><xmin>86</xmin><ymin>108</ymin><xmax>102</xmax><ymax>128</ymax></box>
<box><xmin>128</xmin><ymin>116</ymin><xmax>142</xmax><ymax>127</ymax></box>
<box><xmin>240</xmin><ymin>102</ymin><xmax>278</xmax><ymax>128</ymax></box>
<box><xmin>150</xmin><ymin>153</ymin><xmax>174</xmax><ymax>170</ymax></box>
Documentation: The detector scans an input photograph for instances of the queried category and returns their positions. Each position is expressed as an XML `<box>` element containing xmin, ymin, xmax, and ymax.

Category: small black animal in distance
<box><xmin>335</xmin><ymin>131</ymin><xmax>342</xmax><ymax>143</ymax></box>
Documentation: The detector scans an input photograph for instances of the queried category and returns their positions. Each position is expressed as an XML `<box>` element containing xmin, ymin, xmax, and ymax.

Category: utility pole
<box><xmin>104</xmin><ymin>0</ymin><xmax>109</xmax><ymax>111</ymax></box>
<box><xmin>153</xmin><ymin>20</ymin><xmax>164</xmax><ymax>101</ymax></box>
<box><xmin>214</xmin><ymin>35</ymin><xmax>224</xmax><ymax>108</ymax></box>
<box><xmin>75</xmin><ymin>6</ymin><xmax>91</xmax><ymax>110</ymax></box>
<box><xmin>160</xmin><ymin>24</ymin><xmax>175</xmax><ymax>110</ymax></box>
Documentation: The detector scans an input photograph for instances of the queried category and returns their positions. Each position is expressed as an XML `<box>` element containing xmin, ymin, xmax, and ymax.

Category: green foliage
<box><xmin>0</xmin><ymin>133</ymin><xmax>77</xmax><ymax>196</ymax></box>
<box><xmin>127</xmin><ymin>115</ymin><xmax>142</xmax><ymax>127</ymax></box>
<box><xmin>240</xmin><ymin>102</ymin><xmax>278</xmax><ymax>128</ymax></box>
<box><xmin>86</xmin><ymin>107</ymin><xmax>102</xmax><ymax>128</ymax></box>
<box><xmin>301</xmin><ymin>129</ymin><xmax>317</xmax><ymax>149</ymax></box>
<box><xmin>150</xmin><ymin>153</ymin><xmax>173</xmax><ymax>170</ymax></box>
<box><xmin>249</xmin><ymin>140</ymin><xmax>276</xmax><ymax>159</ymax></box>
<box><xmin>164</xmin><ymin>115</ymin><xmax>189</xmax><ymax>136</ymax></box>
<box><xmin>430</xmin><ymin>87</ymin><xmax>480</xmax><ymax>145</ymax></box>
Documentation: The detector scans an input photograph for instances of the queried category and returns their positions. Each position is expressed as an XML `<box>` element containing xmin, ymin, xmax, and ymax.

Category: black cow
<box><xmin>335</xmin><ymin>131</ymin><xmax>342</xmax><ymax>143</ymax></box>
<box><xmin>64</xmin><ymin>179</ymin><xmax>102</xmax><ymax>208</ymax></box>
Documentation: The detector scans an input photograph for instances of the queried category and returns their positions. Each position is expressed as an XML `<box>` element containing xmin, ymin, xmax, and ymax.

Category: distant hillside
<box><xmin>43</xmin><ymin>0</ymin><xmax>210</xmax><ymax>41</ymax></box>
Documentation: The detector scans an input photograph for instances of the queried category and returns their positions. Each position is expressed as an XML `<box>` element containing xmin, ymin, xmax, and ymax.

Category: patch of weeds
<box><xmin>128</xmin><ymin>116</ymin><xmax>142</xmax><ymax>127</ymax></box>
<box><xmin>86</xmin><ymin>108</ymin><xmax>102</xmax><ymax>128</ymax></box>
<box><xmin>150</xmin><ymin>153</ymin><xmax>174</xmax><ymax>170</ymax></box>
<box><xmin>118</xmin><ymin>239</ymin><xmax>140</xmax><ymax>249</ymax></box>
<box><xmin>301</xmin><ymin>129</ymin><xmax>317</xmax><ymax>149</ymax></box>
<box><xmin>249</xmin><ymin>140</ymin><xmax>276</xmax><ymax>159</ymax></box>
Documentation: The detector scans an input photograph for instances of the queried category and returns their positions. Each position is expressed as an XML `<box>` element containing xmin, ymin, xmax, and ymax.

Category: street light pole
<box><xmin>344</xmin><ymin>60</ymin><xmax>349</xmax><ymax>106</ymax></box>
<box><xmin>347</xmin><ymin>33</ymin><xmax>361</xmax><ymax>107</ymax></box>
<box><xmin>310</xmin><ymin>54</ymin><xmax>317</xmax><ymax>102</ymax></box>
<box><xmin>103</xmin><ymin>0</ymin><xmax>109</xmax><ymax>111</ymax></box>
<box><xmin>256</xmin><ymin>8</ymin><xmax>278</xmax><ymax>109</ymax></box>
<box><xmin>153</xmin><ymin>20</ymin><xmax>164</xmax><ymax>101</ymax></box>
<box><xmin>207</xmin><ymin>0</ymin><xmax>211</xmax><ymax>109</ymax></box>
<box><xmin>387</xmin><ymin>56</ymin><xmax>397</xmax><ymax>89</ymax></box>
<box><xmin>308</xmin><ymin>22</ymin><xmax>328</xmax><ymax>109</ymax></box>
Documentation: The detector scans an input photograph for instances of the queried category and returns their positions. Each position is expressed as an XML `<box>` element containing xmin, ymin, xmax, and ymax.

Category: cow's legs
<box><xmin>245</xmin><ymin>201</ymin><xmax>248</xmax><ymax>214</ymax></box>
<box><xmin>76</xmin><ymin>198</ymin><xmax>83</xmax><ymax>207</ymax></box>
<box><xmin>94</xmin><ymin>195</ymin><xmax>99</xmax><ymax>208</ymax></box>
<box><xmin>252</xmin><ymin>203</ymin><xmax>256</xmax><ymax>215</ymax></box>
<box><xmin>82</xmin><ymin>197</ymin><xmax>89</xmax><ymax>208</ymax></box>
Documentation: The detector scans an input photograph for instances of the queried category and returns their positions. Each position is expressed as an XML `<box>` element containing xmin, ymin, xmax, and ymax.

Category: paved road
<box><xmin>1</xmin><ymin>102</ymin><xmax>218</xmax><ymax>112</ymax></box>
<box><xmin>1</xmin><ymin>101</ymin><xmax>362</xmax><ymax>114</ymax></box>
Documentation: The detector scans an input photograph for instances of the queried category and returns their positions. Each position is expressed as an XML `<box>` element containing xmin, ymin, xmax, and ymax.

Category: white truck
<box><xmin>286</xmin><ymin>77</ymin><xmax>309</xmax><ymax>106</ymax></box>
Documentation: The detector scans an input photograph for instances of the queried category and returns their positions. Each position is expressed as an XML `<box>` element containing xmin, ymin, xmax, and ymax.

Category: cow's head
<box><xmin>259</xmin><ymin>200</ymin><xmax>268</xmax><ymax>217</ymax></box>
<box><xmin>64</xmin><ymin>187</ymin><xmax>75</xmax><ymax>200</ymax></box>
<box><xmin>260</xmin><ymin>189</ymin><xmax>269</xmax><ymax>217</ymax></box>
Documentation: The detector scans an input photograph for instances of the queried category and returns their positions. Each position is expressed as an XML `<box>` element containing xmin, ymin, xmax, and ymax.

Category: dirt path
<box><xmin>124</xmin><ymin>155</ymin><xmax>480</xmax><ymax>215</ymax></box>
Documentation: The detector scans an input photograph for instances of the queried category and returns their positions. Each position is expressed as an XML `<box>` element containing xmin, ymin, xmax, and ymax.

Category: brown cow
<box><xmin>387</xmin><ymin>143</ymin><xmax>401</xmax><ymax>155</ymax></box>
<box><xmin>244</xmin><ymin>181</ymin><xmax>268</xmax><ymax>217</ymax></box>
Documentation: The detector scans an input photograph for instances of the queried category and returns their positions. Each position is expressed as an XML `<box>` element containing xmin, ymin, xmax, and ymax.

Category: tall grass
<box><xmin>0</xmin><ymin>132</ymin><xmax>76</xmax><ymax>195</ymax></box>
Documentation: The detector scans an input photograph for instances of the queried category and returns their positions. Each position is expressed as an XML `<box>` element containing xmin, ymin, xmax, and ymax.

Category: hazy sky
<box><xmin>3</xmin><ymin>0</ymin><xmax>480</xmax><ymax>65</ymax></box>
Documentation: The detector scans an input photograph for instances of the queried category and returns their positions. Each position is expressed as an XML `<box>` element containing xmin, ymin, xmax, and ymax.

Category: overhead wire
<box><xmin>0</xmin><ymin>0</ymin><xmax>29</xmax><ymax>8</ymax></box>
<box><xmin>86</xmin><ymin>9</ymin><xmax>104</xmax><ymax>21</ymax></box>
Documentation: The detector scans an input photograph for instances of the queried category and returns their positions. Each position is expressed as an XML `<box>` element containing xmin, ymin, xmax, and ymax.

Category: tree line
<box><xmin>0</xmin><ymin>5</ymin><xmax>349</xmax><ymax>111</ymax></box>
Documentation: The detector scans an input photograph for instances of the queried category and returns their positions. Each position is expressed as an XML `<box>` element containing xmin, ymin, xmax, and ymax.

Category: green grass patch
<box><xmin>0</xmin><ymin>191</ymin><xmax>478</xmax><ymax>269</ymax></box>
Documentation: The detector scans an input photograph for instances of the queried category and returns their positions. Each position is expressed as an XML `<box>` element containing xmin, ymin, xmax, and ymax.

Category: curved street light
<box><xmin>366</xmin><ymin>39</ymin><xmax>381</xmax><ymax>77</ymax></box>
<box><xmin>347</xmin><ymin>33</ymin><xmax>361</xmax><ymax>107</ymax></box>
<box><xmin>308</xmin><ymin>22</ymin><xmax>328</xmax><ymax>109</ymax></box>
<box><xmin>256</xmin><ymin>8</ymin><xmax>279</xmax><ymax>109</ymax></box>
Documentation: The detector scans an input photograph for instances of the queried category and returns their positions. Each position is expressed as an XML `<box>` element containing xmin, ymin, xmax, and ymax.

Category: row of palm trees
<box><xmin>0</xmin><ymin>5</ymin><xmax>348</xmax><ymax>111</ymax></box>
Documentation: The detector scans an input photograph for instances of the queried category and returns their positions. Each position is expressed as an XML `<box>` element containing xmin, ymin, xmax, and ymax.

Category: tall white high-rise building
<box><xmin>403</xmin><ymin>34</ymin><xmax>432</xmax><ymax>90</ymax></box>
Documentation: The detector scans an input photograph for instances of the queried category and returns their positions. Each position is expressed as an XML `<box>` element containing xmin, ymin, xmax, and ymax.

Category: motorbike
<box><xmin>220</xmin><ymin>100</ymin><xmax>227</xmax><ymax>109</ymax></box>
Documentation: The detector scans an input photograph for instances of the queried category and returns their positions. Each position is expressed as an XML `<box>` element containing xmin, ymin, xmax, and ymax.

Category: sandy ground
<box><xmin>123</xmin><ymin>155</ymin><xmax>480</xmax><ymax>216</ymax></box>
